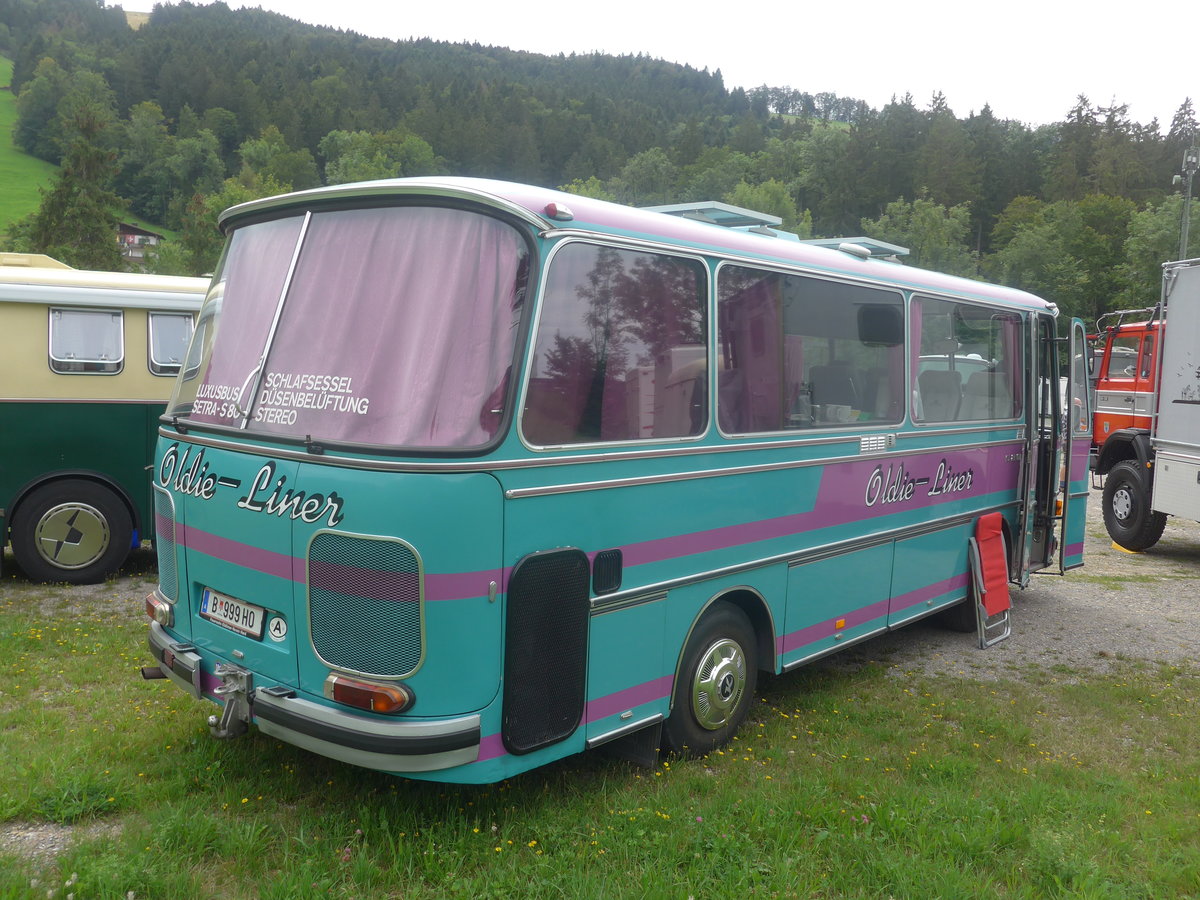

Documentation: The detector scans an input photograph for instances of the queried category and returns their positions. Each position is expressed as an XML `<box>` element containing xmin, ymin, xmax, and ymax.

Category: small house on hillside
<box><xmin>118</xmin><ymin>223</ymin><xmax>164</xmax><ymax>261</ymax></box>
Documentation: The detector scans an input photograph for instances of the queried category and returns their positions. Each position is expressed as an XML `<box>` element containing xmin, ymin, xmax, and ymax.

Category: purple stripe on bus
<box><xmin>777</xmin><ymin>597</ymin><xmax>889</xmax><ymax>656</ymax></box>
<box><xmin>178</xmin><ymin>522</ymin><xmax>297</xmax><ymax>580</ymax></box>
<box><xmin>622</xmin><ymin>444</ymin><xmax>1022</xmax><ymax>568</ymax></box>
<box><xmin>775</xmin><ymin>572</ymin><xmax>969</xmax><ymax>657</ymax></box>
<box><xmin>309</xmin><ymin>557</ymin><xmax>420</xmax><ymax>601</ymax></box>
<box><xmin>888</xmin><ymin>572</ymin><xmax>971</xmax><ymax>616</ymax></box>
<box><xmin>585</xmin><ymin>675</ymin><xmax>674</xmax><ymax>724</ymax></box>
<box><xmin>426</xmin><ymin>571</ymin><xmax>506</xmax><ymax>602</ymax></box>
<box><xmin>477</xmin><ymin>731</ymin><xmax>507</xmax><ymax>761</ymax></box>
<box><xmin>176</xmin><ymin>521</ymin><xmax>502</xmax><ymax>600</ymax></box>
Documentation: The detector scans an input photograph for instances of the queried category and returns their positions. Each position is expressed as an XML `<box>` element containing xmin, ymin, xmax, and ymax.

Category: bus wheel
<box><xmin>1102</xmin><ymin>461</ymin><xmax>1166</xmax><ymax>552</ymax></box>
<box><xmin>11</xmin><ymin>480</ymin><xmax>133</xmax><ymax>584</ymax></box>
<box><xmin>662</xmin><ymin>602</ymin><xmax>757</xmax><ymax>757</ymax></box>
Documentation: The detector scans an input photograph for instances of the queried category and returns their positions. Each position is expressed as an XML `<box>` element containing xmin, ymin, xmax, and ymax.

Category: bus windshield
<box><xmin>169</xmin><ymin>205</ymin><xmax>528</xmax><ymax>449</ymax></box>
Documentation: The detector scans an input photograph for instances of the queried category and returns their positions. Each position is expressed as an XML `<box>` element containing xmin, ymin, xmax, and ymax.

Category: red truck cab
<box><xmin>1090</xmin><ymin>308</ymin><xmax>1158</xmax><ymax>474</ymax></box>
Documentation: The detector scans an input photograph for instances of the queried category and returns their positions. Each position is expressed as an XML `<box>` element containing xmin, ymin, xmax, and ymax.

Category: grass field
<box><xmin>0</xmin><ymin>57</ymin><xmax>58</xmax><ymax>236</ymax></box>
<box><xmin>0</xmin><ymin>551</ymin><xmax>1197</xmax><ymax>899</ymax></box>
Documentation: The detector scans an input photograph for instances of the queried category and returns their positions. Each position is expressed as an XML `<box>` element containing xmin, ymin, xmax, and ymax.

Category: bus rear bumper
<box><xmin>251</xmin><ymin>688</ymin><xmax>482</xmax><ymax>773</ymax></box>
<box><xmin>147</xmin><ymin>621</ymin><xmax>481</xmax><ymax>774</ymax></box>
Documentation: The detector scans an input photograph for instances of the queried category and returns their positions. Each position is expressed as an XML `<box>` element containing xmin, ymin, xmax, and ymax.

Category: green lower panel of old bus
<box><xmin>1</xmin><ymin>400</ymin><xmax>161</xmax><ymax>580</ymax></box>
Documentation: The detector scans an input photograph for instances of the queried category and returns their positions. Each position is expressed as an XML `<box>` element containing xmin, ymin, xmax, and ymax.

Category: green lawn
<box><xmin>0</xmin><ymin>57</ymin><xmax>58</xmax><ymax>236</ymax></box>
<box><xmin>1</xmin><ymin>561</ymin><xmax>1197</xmax><ymax>899</ymax></box>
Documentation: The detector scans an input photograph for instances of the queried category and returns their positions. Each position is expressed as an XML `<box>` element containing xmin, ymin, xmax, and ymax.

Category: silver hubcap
<box><xmin>34</xmin><ymin>502</ymin><xmax>111</xmax><ymax>570</ymax></box>
<box><xmin>1113</xmin><ymin>486</ymin><xmax>1133</xmax><ymax>522</ymax></box>
<box><xmin>690</xmin><ymin>637</ymin><xmax>747</xmax><ymax>731</ymax></box>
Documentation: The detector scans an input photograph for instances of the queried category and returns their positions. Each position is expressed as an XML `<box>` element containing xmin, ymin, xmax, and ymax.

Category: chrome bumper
<box><xmin>147</xmin><ymin>621</ymin><xmax>481</xmax><ymax>773</ymax></box>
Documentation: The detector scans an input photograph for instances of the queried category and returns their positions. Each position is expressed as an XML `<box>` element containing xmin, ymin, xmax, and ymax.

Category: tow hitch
<box><xmin>209</xmin><ymin>662</ymin><xmax>253</xmax><ymax>739</ymax></box>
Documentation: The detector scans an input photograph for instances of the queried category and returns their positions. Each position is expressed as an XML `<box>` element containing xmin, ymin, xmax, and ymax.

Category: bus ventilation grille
<box><xmin>152</xmin><ymin>485</ymin><xmax>179</xmax><ymax>603</ymax></box>
<box><xmin>307</xmin><ymin>533</ymin><xmax>424</xmax><ymax>679</ymax></box>
<box><xmin>502</xmin><ymin>548</ymin><xmax>590</xmax><ymax>755</ymax></box>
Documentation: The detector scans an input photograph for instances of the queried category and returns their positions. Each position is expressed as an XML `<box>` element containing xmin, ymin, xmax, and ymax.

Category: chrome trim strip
<box><xmin>505</xmin><ymin>437</ymin><xmax>1024</xmax><ymax>500</ymax></box>
<box><xmin>591</xmin><ymin>591</ymin><xmax>667</xmax><ymax>615</ymax></box>
<box><xmin>159</xmin><ymin>423</ymin><xmax>1022</xmax><ymax>477</ymax></box>
<box><xmin>585</xmin><ymin>714</ymin><xmax>664</xmax><ymax>749</ymax></box>
<box><xmin>781</xmin><ymin>626</ymin><xmax>889</xmax><ymax>672</ymax></box>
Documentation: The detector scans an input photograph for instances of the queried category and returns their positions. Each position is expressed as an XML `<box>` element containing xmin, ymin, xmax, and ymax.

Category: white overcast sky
<box><xmin>118</xmin><ymin>0</ymin><xmax>1193</xmax><ymax>131</ymax></box>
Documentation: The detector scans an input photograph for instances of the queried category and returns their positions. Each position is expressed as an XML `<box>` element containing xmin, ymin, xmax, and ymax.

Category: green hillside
<box><xmin>0</xmin><ymin>56</ymin><xmax>58</xmax><ymax>234</ymax></box>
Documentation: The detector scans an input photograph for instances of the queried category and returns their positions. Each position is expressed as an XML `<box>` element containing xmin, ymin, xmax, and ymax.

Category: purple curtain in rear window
<box><xmin>181</xmin><ymin>206</ymin><xmax>526</xmax><ymax>449</ymax></box>
<box><xmin>181</xmin><ymin>216</ymin><xmax>306</xmax><ymax>426</ymax></box>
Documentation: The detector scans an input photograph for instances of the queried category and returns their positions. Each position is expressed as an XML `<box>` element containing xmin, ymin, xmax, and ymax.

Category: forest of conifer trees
<box><xmin>1</xmin><ymin>0</ymin><xmax>1197</xmax><ymax>322</ymax></box>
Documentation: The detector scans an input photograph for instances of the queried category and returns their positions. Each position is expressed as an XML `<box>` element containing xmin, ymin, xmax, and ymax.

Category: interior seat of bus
<box><xmin>809</xmin><ymin>361</ymin><xmax>859</xmax><ymax>410</ymax></box>
<box><xmin>960</xmin><ymin>370</ymin><xmax>1014</xmax><ymax>420</ymax></box>
<box><xmin>917</xmin><ymin>368</ymin><xmax>962</xmax><ymax>420</ymax></box>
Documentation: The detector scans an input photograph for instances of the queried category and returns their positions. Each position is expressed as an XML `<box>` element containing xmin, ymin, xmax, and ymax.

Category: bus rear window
<box><xmin>171</xmin><ymin>206</ymin><xmax>528</xmax><ymax>450</ymax></box>
<box><xmin>49</xmin><ymin>308</ymin><xmax>123</xmax><ymax>374</ymax></box>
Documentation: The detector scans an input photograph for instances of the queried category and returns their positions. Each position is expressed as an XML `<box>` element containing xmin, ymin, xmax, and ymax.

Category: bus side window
<box><xmin>49</xmin><ymin>308</ymin><xmax>124</xmax><ymax>374</ymax></box>
<box><xmin>148</xmin><ymin>312</ymin><xmax>195</xmax><ymax>376</ymax></box>
<box><xmin>717</xmin><ymin>266</ymin><xmax>903</xmax><ymax>432</ymax></box>
<box><xmin>523</xmin><ymin>243</ymin><xmax>707</xmax><ymax>445</ymax></box>
<box><xmin>913</xmin><ymin>296</ymin><xmax>1021</xmax><ymax>422</ymax></box>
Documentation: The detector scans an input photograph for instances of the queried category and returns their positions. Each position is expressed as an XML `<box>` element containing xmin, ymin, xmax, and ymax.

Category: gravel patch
<box><xmin>819</xmin><ymin>486</ymin><xmax>1200</xmax><ymax>679</ymax></box>
<box><xmin>0</xmin><ymin>822</ymin><xmax>120</xmax><ymax>868</ymax></box>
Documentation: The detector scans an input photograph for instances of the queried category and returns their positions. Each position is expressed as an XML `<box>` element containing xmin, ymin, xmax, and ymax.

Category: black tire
<box><xmin>662</xmin><ymin>602</ymin><xmax>757</xmax><ymax>757</ymax></box>
<box><xmin>935</xmin><ymin>594</ymin><xmax>978</xmax><ymax>633</ymax></box>
<box><xmin>1102</xmin><ymin>460</ymin><xmax>1166</xmax><ymax>552</ymax></box>
<box><xmin>10</xmin><ymin>479</ymin><xmax>133</xmax><ymax>584</ymax></box>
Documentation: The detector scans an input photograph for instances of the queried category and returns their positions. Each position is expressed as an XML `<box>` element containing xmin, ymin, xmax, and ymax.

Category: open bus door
<box><xmin>1058</xmin><ymin>318</ymin><xmax>1092</xmax><ymax>572</ymax></box>
<box><xmin>1016</xmin><ymin>313</ymin><xmax>1066</xmax><ymax>584</ymax></box>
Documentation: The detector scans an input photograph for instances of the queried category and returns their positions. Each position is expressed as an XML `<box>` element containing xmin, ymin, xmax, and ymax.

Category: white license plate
<box><xmin>200</xmin><ymin>587</ymin><xmax>265</xmax><ymax>639</ymax></box>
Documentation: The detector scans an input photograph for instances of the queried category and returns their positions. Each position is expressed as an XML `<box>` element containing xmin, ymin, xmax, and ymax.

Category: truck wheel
<box><xmin>10</xmin><ymin>480</ymin><xmax>133</xmax><ymax>584</ymax></box>
<box><xmin>662</xmin><ymin>602</ymin><xmax>757</xmax><ymax>757</ymax></box>
<box><xmin>1102</xmin><ymin>460</ymin><xmax>1166</xmax><ymax>551</ymax></box>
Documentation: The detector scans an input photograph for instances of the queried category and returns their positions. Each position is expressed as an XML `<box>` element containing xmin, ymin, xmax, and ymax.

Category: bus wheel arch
<box><xmin>662</xmin><ymin>593</ymin><xmax>765</xmax><ymax>757</ymax></box>
<box><xmin>9</xmin><ymin>476</ymin><xmax>135</xmax><ymax>584</ymax></box>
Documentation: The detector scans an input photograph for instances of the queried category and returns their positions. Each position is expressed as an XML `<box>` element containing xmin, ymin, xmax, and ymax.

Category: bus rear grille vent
<box><xmin>308</xmin><ymin>533</ymin><xmax>423</xmax><ymax>678</ymax></box>
<box><xmin>152</xmin><ymin>486</ymin><xmax>179</xmax><ymax>602</ymax></box>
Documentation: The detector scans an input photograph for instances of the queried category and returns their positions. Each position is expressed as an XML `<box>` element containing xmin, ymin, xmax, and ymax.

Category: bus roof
<box><xmin>220</xmin><ymin>176</ymin><xmax>1056</xmax><ymax>314</ymax></box>
<box><xmin>0</xmin><ymin>259</ymin><xmax>208</xmax><ymax>312</ymax></box>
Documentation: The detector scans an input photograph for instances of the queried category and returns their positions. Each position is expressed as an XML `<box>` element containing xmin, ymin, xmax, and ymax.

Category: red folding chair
<box><xmin>968</xmin><ymin>512</ymin><xmax>1012</xmax><ymax>648</ymax></box>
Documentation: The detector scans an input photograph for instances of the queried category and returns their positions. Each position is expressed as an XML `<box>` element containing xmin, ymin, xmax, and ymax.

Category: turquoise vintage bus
<box><xmin>144</xmin><ymin>178</ymin><xmax>1091</xmax><ymax>783</ymax></box>
<box><xmin>0</xmin><ymin>254</ymin><xmax>207</xmax><ymax>583</ymax></box>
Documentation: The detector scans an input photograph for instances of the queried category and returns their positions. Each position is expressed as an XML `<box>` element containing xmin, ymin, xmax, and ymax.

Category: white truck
<box><xmin>1102</xmin><ymin>257</ymin><xmax>1200</xmax><ymax>549</ymax></box>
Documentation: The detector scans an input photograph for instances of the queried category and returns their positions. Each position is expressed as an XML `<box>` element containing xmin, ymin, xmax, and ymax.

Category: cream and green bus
<box><xmin>0</xmin><ymin>254</ymin><xmax>207</xmax><ymax>583</ymax></box>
